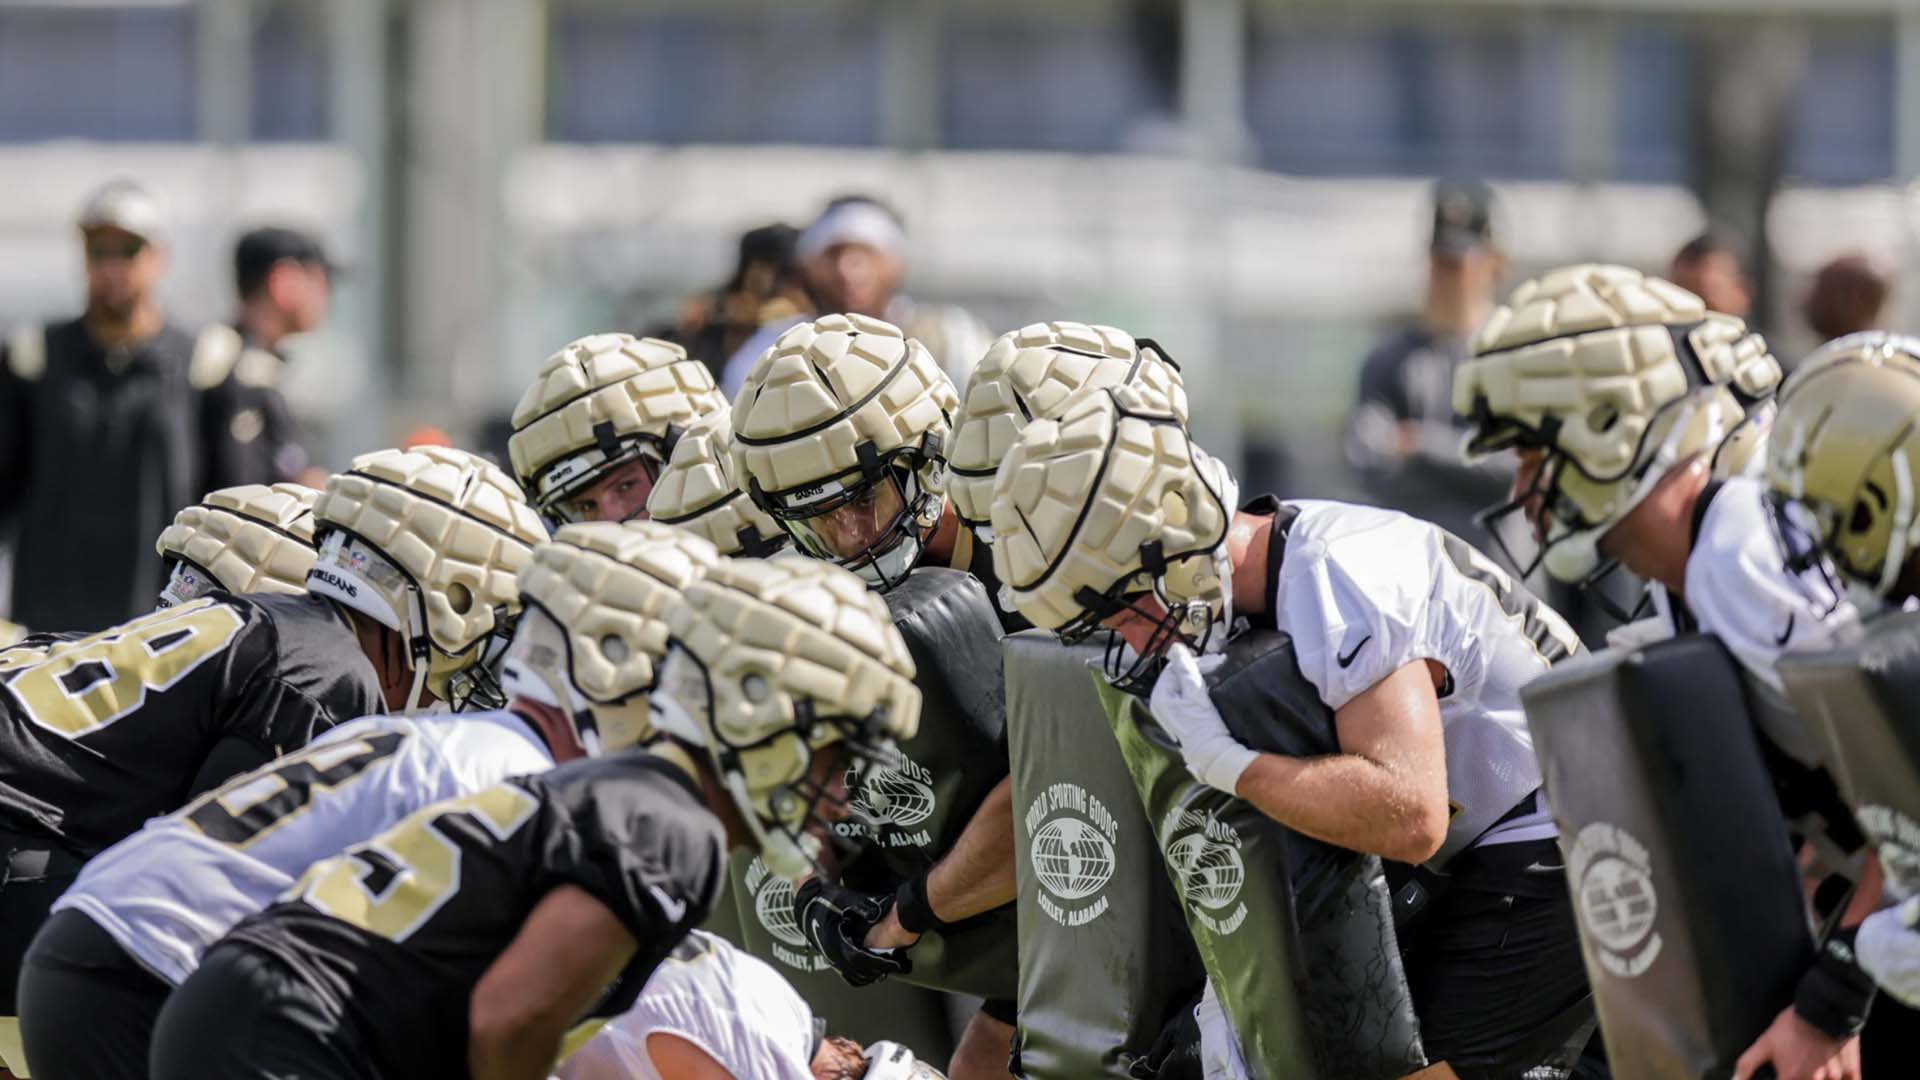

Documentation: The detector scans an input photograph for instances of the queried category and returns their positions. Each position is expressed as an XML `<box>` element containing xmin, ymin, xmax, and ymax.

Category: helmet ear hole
<box><xmin>599</xmin><ymin>634</ymin><xmax>629</xmax><ymax>664</ymax></box>
<box><xmin>1850</xmin><ymin>500</ymin><xmax>1876</xmax><ymax>534</ymax></box>
<box><xmin>1587</xmin><ymin>403</ymin><xmax>1621</xmax><ymax>434</ymax></box>
<box><xmin>447</xmin><ymin>582</ymin><xmax>473</xmax><ymax>614</ymax></box>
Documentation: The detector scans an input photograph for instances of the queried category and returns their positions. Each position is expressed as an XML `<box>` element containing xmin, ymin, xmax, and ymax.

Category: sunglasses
<box><xmin>86</xmin><ymin>238</ymin><xmax>147</xmax><ymax>262</ymax></box>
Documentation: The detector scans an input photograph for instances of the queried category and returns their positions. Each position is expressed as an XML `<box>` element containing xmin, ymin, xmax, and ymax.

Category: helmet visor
<box><xmin>778</xmin><ymin>471</ymin><xmax>919</xmax><ymax>575</ymax></box>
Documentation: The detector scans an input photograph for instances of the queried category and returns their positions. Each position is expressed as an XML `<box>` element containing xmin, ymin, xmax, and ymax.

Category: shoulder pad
<box><xmin>190</xmin><ymin>324</ymin><xmax>244</xmax><ymax>390</ymax></box>
<box><xmin>235</xmin><ymin>346</ymin><xmax>283</xmax><ymax>389</ymax></box>
<box><xmin>6</xmin><ymin>323</ymin><xmax>45</xmax><ymax>382</ymax></box>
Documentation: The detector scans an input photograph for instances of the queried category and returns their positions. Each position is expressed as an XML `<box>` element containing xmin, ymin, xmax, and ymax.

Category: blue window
<box><xmin>0</xmin><ymin>6</ymin><xmax>197</xmax><ymax>141</ymax></box>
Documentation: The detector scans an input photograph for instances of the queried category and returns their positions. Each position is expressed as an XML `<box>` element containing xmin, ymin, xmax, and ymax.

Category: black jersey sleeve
<box><xmin>214</xmin><ymin>594</ymin><xmax>384</xmax><ymax>756</ymax></box>
<box><xmin>527</xmin><ymin>753</ymin><xmax>727</xmax><ymax>951</ymax></box>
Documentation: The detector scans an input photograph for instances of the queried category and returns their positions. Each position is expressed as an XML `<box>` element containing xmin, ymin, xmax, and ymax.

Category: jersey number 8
<box><xmin>0</xmin><ymin>600</ymin><xmax>245</xmax><ymax>739</ymax></box>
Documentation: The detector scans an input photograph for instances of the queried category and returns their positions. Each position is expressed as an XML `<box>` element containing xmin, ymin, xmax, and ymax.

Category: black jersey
<box><xmin>944</xmin><ymin>522</ymin><xmax>1030</xmax><ymax>633</ymax></box>
<box><xmin>226</xmin><ymin>752</ymin><xmax>726</xmax><ymax>1079</ymax></box>
<box><xmin>0</xmin><ymin>592</ymin><xmax>382</xmax><ymax>855</ymax></box>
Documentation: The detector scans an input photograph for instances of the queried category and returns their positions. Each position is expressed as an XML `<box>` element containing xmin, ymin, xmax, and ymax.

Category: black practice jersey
<box><xmin>0</xmin><ymin>592</ymin><xmax>382</xmax><ymax>854</ymax></box>
<box><xmin>227</xmin><ymin>752</ymin><xmax>726</xmax><ymax>1079</ymax></box>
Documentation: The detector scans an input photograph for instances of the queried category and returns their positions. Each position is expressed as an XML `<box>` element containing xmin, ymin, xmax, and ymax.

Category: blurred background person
<box><xmin>1344</xmin><ymin>178</ymin><xmax>1511</xmax><ymax>549</ymax></box>
<box><xmin>1668</xmin><ymin>232</ymin><xmax>1756</xmax><ymax>319</ymax></box>
<box><xmin>719</xmin><ymin>195</ymin><xmax>993</xmax><ymax>395</ymax></box>
<box><xmin>650</xmin><ymin>222</ymin><xmax>808</xmax><ymax>377</ymax></box>
<box><xmin>202</xmin><ymin>225</ymin><xmax>334</xmax><ymax>489</ymax></box>
<box><xmin>0</xmin><ymin>180</ymin><xmax>218</xmax><ymax>632</ymax></box>
<box><xmin>1803</xmin><ymin>254</ymin><xmax>1889</xmax><ymax>345</ymax></box>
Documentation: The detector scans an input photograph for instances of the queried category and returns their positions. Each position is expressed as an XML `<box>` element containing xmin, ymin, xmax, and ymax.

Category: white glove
<box><xmin>1149</xmin><ymin>644</ymin><xmax>1258</xmax><ymax>793</ymax></box>
<box><xmin>1857</xmin><ymin>897</ymin><xmax>1920</xmax><ymax>1009</ymax></box>
<box><xmin>864</xmin><ymin>1040</ymin><xmax>947</xmax><ymax>1079</ymax></box>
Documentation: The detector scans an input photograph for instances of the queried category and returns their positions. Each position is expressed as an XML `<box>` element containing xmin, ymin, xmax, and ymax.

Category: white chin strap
<box><xmin>1878</xmin><ymin>451</ymin><xmax>1918</xmax><ymax>598</ymax></box>
<box><xmin>725</xmin><ymin>770</ymin><xmax>817</xmax><ymax>882</ymax></box>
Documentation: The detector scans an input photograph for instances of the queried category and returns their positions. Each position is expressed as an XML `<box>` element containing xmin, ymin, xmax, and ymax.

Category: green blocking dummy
<box><xmin>1006</xmin><ymin>630</ymin><xmax>1206</xmax><ymax>1078</ymax></box>
<box><xmin>1101</xmin><ymin>629</ymin><xmax>1425</xmax><ymax>1080</ymax></box>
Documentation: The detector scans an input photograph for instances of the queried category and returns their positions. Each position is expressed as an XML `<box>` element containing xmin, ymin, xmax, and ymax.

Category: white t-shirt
<box><xmin>54</xmin><ymin>709</ymin><xmax>555</xmax><ymax>985</ymax></box>
<box><xmin>556</xmin><ymin>931</ymin><xmax>818</xmax><ymax>1080</ymax></box>
<box><xmin>1256</xmin><ymin>498</ymin><xmax>1580</xmax><ymax>864</ymax></box>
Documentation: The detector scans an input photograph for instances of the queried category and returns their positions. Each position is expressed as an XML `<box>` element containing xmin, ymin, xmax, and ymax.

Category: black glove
<box><xmin>794</xmin><ymin>877</ymin><xmax>913</xmax><ymax>988</ymax></box>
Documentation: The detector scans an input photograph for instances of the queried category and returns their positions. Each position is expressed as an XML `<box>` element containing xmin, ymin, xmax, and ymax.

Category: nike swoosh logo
<box><xmin>1775</xmin><ymin>613</ymin><xmax>1795</xmax><ymax>647</ymax></box>
<box><xmin>1525</xmin><ymin>861</ymin><xmax>1565</xmax><ymax>874</ymax></box>
<box><xmin>648</xmin><ymin>885</ymin><xmax>688</xmax><ymax>923</ymax></box>
<box><xmin>1336</xmin><ymin>635</ymin><xmax>1373</xmax><ymax>669</ymax></box>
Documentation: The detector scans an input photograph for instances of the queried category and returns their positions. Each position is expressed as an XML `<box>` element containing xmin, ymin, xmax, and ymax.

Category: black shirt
<box><xmin>227</xmin><ymin>752</ymin><xmax>726</xmax><ymax>1080</ymax></box>
<box><xmin>200</xmin><ymin>332</ymin><xmax>311</xmax><ymax>487</ymax></box>
<box><xmin>0</xmin><ymin>592</ymin><xmax>382</xmax><ymax>855</ymax></box>
<box><xmin>0</xmin><ymin>318</ymin><xmax>204</xmax><ymax>631</ymax></box>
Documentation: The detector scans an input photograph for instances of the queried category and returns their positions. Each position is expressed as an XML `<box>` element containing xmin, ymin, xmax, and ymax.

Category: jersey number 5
<box><xmin>0</xmin><ymin>600</ymin><xmax>245</xmax><ymax>738</ymax></box>
<box><xmin>291</xmin><ymin>784</ymin><xmax>540</xmax><ymax>942</ymax></box>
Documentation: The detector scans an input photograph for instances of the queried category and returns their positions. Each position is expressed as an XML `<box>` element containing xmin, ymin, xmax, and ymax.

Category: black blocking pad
<box><xmin>1778</xmin><ymin>609</ymin><xmax>1920</xmax><ymax>897</ymax></box>
<box><xmin>1521</xmin><ymin>634</ymin><xmax>1812</xmax><ymax>1078</ymax></box>
<box><xmin>866</xmin><ymin>567</ymin><xmax>1020</xmax><ymax>999</ymax></box>
<box><xmin>1006</xmin><ymin>631</ymin><xmax>1207</xmax><ymax>1079</ymax></box>
<box><xmin>1107</xmin><ymin>630</ymin><xmax>1425</xmax><ymax>1080</ymax></box>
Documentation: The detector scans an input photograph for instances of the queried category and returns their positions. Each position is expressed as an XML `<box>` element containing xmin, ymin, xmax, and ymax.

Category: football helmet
<box><xmin>645</xmin><ymin>411</ymin><xmax>787</xmax><ymax>557</ymax></box>
<box><xmin>308</xmin><ymin>446</ymin><xmax>549</xmax><ymax>713</ymax></box>
<box><xmin>503</xmin><ymin>521</ymin><xmax>720</xmax><ymax>756</ymax></box>
<box><xmin>949</xmin><ymin>321</ymin><xmax>1189</xmax><ymax>533</ymax></box>
<box><xmin>155</xmin><ymin>483</ymin><xmax>319</xmax><ymax>608</ymax></box>
<box><xmin>1454</xmin><ymin>263</ymin><xmax>1780</xmax><ymax>587</ymax></box>
<box><xmin>731</xmin><ymin>314</ymin><xmax>960</xmax><ymax>590</ymax></box>
<box><xmin>508</xmin><ymin>333</ymin><xmax>727</xmax><ymax>525</ymax></box>
<box><xmin>653</xmin><ymin>556</ymin><xmax>920</xmax><ymax>881</ymax></box>
<box><xmin>1766</xmin><ymin>331</ymin><xmax>1920</xmax><ymax>605</ymax></box>
<box><xmin>989</xmin><ymin>385</ymin><xmax>1234</xmax><ymax>691</ymax></box>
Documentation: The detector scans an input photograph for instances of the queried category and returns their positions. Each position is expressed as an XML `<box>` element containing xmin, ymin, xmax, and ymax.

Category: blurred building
<box><xmin>0</xmin><ymin>0</ymin><xmax>1913</xmax><ymax>500</ymax></box>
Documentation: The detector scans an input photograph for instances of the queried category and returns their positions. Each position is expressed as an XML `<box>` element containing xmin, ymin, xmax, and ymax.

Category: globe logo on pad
<box><xmin>857</xmin><ymin>766</ymin><xmax>936</xmax><ymax>828</ymax></box>
<box><xmin>1166</xmin><ymin>832</ymin><xmax>1245</xmax><ymax>912</ymax></box>
<box><xmin>1033</xmin><ymin>816</ymin><xmax>1116</xmax><ymax>901</ymax></box>
<box><xmin>1569</xmin><ymin>821</ymin><xmax>1664</xmax><ymax>979</ymax></box>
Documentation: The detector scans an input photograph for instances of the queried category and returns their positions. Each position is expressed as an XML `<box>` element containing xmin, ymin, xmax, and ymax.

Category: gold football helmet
<box><xmin>508</xmin><ymin>333</ymin><xmax>727</xmax><ymax>525</ymax></box>
<box><xmin>731</xmin><ymin>314</ymin><xmax>960</xmax><ymax>590</ymax></box>
<box><xmin>504</xmin><ymin>521</ymin><xmax>720</xmax><ymax>756</ymax></box>
<box><xmin>989</xmin><ymin>385</ymin><xmax>1233</xmax><ymax>689</ymax></box>
<box><xmin>309</xmin><ymin>446</ymin><xmax>549</xmax><ymax>712</ymax></box>
<box><xmin>1454</xmin><ymin>263</ymin><xmax>1780</xmax><ymax>584</ymax></box>
<box><xmin>155</xmin><ymin>483</ymin><xmax>319</xmax><ymax>607</ymax></box>
<box><xmin>654</xmin><ymin>556</ymin><xmax>920</xmax><ymax>880</ymax></box>
<box><xmin>645</xmin><ymin>411</ymin><xmax>786</xmax><ymax>557</ymax></box>
<box><xmin>949</xmin><ymin>321</ymin><xmax>1188</xmax><ymax>532</ymax></box>
<box><xmin>1766</xmin><ymin>331</ymin><xmax>1920</xmax><ymax>605</ymax></box>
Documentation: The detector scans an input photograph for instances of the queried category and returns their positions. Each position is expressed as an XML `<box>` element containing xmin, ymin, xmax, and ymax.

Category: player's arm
<box><xmin>867</xmin><ymin>776</ymin><xmax>1017</xmax><ymax>949</ymax></box>
<box><xmin>470</xmin><ymin>884</ymin><xmax>639</xmax><ymax>1080</ymax></box>
<box><xmin>1233</xmin><ymin>658</ymin><xmax>1450</xmax><ymax>863</ymax></box>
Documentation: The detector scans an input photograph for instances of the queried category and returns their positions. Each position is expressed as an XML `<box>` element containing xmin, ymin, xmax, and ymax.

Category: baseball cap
<box><xmin>77</xmin><ymin>179</ymin><xmax>168</xmax><ymax>244</ymax></box>
<box><xmin>1430</xmin><ymin>178</ymin><xmax>1495</xmax><ymax>257</ymax></box>
<box><xmin>235</xmin><ymin>226</ymin><xmax>337</xmax><ymax>297</ymax></box>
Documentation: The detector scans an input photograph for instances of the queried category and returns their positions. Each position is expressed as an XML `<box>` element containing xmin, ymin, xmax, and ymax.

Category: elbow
<box><xmin>1386</xmin><ymin>805</ymin><xmax>1449</xmax><ymax>865</ymax></box>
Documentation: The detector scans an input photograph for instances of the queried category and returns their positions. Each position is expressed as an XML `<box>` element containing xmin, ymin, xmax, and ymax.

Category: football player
<box><xmin>509</xmin><ymin>333</ymin><xmax>728</xmax><ymax>527</ymax></box>
<box><xmin>0</xmin><ymin>445</ymin><xmax>542</xmax><ymax>1074</ymax></box>
<box><xmin>18</xmin><ymin>521</ymin><xmax>712</xmax><ymax>1080</ymax></box>
<box><xmin>731</xmin><ymin>314</ymin><xmax>989</xmax><ymax>597</ymax></box>
<box><xmin>557</xmin><ymin>930</ymin><xmax>947</xmax><ymax>1080</ymax></box>
<box><xmin>732</xmin><ymin>314</ymin><xmax>1022</xmax><ymax>1078</ymax></box>
<box><xmin>948</xmin><ymin>321</ymin><xmax>1188</xmax><ymax>545</ymax></box>
<box><xmin>1453</xmin><ymin>266</ymin><xmax>1877</xmax><ymax>1080</ymax></box>
<box><xmin>1764</xmin><ymin>333</ymin><xmax>1920</xmax><ymax>1015</ymax></box>
<box><xmin>645</xmin><ymin>410</ymin><xmax>788</xmax><ymax>556</ymax></box>
<box><xmin>152</xmin><ymin>482</ymin><xmax>320</xmax><ymax>608</ymax></box>
<box><xmin>148</xmin><ymin>557</ymin><xmax>919</xmax><ymax>1080</ymax></box>
<box><xmin>989</xmin><ymin>384</ymin><xmax>1599</xmax><ymax>1078</ymax></box>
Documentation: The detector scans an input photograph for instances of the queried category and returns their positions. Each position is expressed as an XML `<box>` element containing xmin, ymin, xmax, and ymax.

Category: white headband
<box><xmin>797</xmin><ymin>201</ymin><xmax>906</xmax><ymax>263</ymax></box>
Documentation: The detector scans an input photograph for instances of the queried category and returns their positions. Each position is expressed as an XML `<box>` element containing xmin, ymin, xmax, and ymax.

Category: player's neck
<box><xmin>1227</xmin><ymin>509</ymin><xmax>1270</xmax><ymax>617</ymax></box>
<box><xmin>1600</xmin><ymin>460</ymin><xmax>1711</xmax><ymax>603</ymax></box>
<box><xmin>236</xmin><ymin>298</ymin><xmax>291</xmax><ymax>353</ymax></box>
<box><xmin>340</xmin><ymin>607</ymin><xmax>427</xmax><ymax>712</ymax></box>
<box><xmin>505</xmin><ymin>699</ymin><xmax>587</xmax><ymax>764</ymax></box>
<box><xmin>922</xmin><ymin>500</ymin><xmax>961</xmax><ymax>566</ymax></box>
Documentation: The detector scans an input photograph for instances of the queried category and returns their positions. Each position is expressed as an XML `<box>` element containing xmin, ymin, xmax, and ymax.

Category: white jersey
<box><xmin>1655</xmin><ymin>475</ymin><xmax>1859</xmax><ymax>692</ymax></box>
<box><xmin>556</xmin><ymin>931</ymin><xmax>817</xmax><ymax>1080</ymax></box>
<box><xmin>53</xmin><ymin>709</ymin><xmax>554</xmax><ymax>985</ymax></box>
<box><xmin>1650</xmin><ymin>475</ymin><xmax>1861</xmax><ymax>766</ymax></box>
<box><xmin>1259</xmin><ymin>498</ymin><xmax>1580</xmax><ymax>864</ymax></box>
